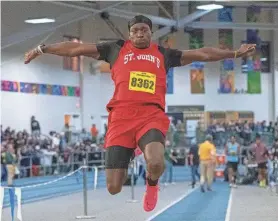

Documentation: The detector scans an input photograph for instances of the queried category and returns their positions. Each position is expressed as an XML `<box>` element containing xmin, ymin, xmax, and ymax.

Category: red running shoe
<box><xmin>143</xmin><ymin>183</ymin><xmax>159</xmax><ymax>212</ymax></box>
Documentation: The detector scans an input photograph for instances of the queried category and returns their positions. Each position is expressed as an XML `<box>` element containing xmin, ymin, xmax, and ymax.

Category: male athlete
<box><xmin>24</xmin><ymin>15</ymin><xmax>255</xmax><ymax>212</ymax></box>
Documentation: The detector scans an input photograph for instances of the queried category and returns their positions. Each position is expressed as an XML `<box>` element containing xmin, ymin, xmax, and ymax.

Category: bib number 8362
<box><xmin>129</xmin><ymin>72</ymin><xmax>156</xmax><ymax>94</ymax></box>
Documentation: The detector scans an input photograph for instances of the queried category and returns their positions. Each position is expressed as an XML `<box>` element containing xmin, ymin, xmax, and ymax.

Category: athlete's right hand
<box><xmin>24</xmin><ymin>46</ymin><xmax>41</xmax><ymax>64</ymax></box>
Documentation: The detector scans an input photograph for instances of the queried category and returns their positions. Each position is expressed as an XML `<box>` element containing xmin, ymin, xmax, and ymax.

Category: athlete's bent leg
<box><xmin>139</xmin><ymin>129</ymin><xmax>165</xmax><ymax>182</ymax></box>
<box><xmin>138</xmin><ymin>129</ymin><xmax>165</xmax><ymax>212</ymax></box>
<box><xmin>105</xmin><ymin>146</ymin><xmax>134</xmax><ymax>195</ymax></box>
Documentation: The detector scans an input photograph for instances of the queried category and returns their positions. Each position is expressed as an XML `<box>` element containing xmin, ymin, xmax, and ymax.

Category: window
<box><xmin>63</xmin><ymin>36</ymin><xmax>81</xmax><ymax>72</ymax></box>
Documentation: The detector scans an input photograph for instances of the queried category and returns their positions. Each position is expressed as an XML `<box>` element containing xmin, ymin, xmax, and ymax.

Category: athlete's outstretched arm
<box><xmin>180</xmin><ymin>44</ymin><xmax>256</xmax><ymax>66</ymax></box>
<box><xmin>24</xmin><ymin>42</ymin><xmax>101</xmax><ymax>64</ymax></box>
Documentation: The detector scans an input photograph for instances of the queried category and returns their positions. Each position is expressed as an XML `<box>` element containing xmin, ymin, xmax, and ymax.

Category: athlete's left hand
<box><xmin>236</xmin><ymin>44</ymin><xmax>256</xmax><ymax>58</ymax></box>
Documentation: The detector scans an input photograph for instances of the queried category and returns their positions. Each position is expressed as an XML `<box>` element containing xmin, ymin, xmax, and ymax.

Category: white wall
<box><xmin>1</xmin><ymin>24</ymin><xmax>81</xmax><ymax>134</ymax></box>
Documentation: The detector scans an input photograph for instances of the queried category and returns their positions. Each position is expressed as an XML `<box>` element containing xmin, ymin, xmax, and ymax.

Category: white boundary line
<box><xmin>145</xmin><ymin>186</ymin><xmax>199</xmax><ymax>221</ymax></box>
<box><xmin>224</xmin><ymin>188</ymin><xmax>233</xmax><ymax>221</ymax></box>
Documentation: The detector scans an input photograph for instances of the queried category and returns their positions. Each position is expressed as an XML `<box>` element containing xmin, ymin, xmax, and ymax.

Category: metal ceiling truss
<box><xmin>100</xmin><ymin>12</ymin><xmax>126</xmax><ymax>40</ymax></box>
<box><xmin>188</xmin><ymin>21</ymin><xmax>278</xmax><ymax>31</ymax></box>
<box><xmin>3</xmin><ymin>0</ymin><xmax>278</xmax><ymax>49</ymax></box>
<box><xmin>1</xmin><ymin>1</ymin><xmax>126</xmax><ymax>49</ymax></box>
<box><xmin>51</xmin><ymin>1</ymin><xmax>278</xmax><ymax>36</ymax></box>
<box><xmin>155</xmin><ymin>1</ymin><xmax>174</xmax><ymax>19</ymax></box>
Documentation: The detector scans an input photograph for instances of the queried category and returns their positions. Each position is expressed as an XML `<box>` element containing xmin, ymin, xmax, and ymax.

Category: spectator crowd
<box><xmin>1</xmin><ymin>114</ymin><xmax>278</xmax><ymax>190</ymax></box>
<box><xmin>1</xmin><ymin>118</ymin><xmax>104</xmax><ymax>186</ymax></box>
<box><xmin>205</xmin><ymin>120</ymin><xmax>278</xmax><ymax>146</ymax></box>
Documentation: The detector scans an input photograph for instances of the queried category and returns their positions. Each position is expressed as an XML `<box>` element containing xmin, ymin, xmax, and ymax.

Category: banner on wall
<box><xmin>167</xmin><ymin>68</ymin><xmax>174</xmax><ymax>94</ymax></box>
<box><xmin>190</xmin><ymin>62</ymin><xmax>205</xmax><ymax>94</ymax></box>
<box><xmin>218</xmin><ymin>7</ymin><xmax>235</xmax><ymax>94</ymax></box>
<box><xmin>188</xmin><ymin>2</ymin><xmax>205</xmax><ymax>94</ymax></box>
<box><xmin>247</xmin><ymin>71</ymin><xmax>261</xmax><ymax>94</ymax></box>
<box><xmin>245</xmin><ymin>6</ymin><xmax>262</xmax><ymax>94</ymax></box>
<box><xmin>1</xmin><ymin>80</ymin><xmax>80</xmax><ymax>97</ymax></box>
<box><xmin>1</xmin><ymin>81</ymin><xmax>20</xmax><ymax>92</ymax></box>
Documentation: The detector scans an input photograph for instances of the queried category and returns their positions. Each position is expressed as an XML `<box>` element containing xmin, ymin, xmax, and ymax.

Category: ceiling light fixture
<box><xmin>24</xmin><ymin>18</ymin><xmax>55</xmax><ymax>24</ymax></box>
<box><xmin>197</xmin><ymin>4</ymin><xmax>224</xmax><ymax>10</ymax></box>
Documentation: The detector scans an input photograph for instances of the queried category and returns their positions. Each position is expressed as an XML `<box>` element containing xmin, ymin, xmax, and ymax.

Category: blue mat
<box><xmin>2</xmin><ymin>166</ymin><xmax>193</xmax><ymax>207</ymax></box>
<box><xmin>152</xmin><ymin>182</ymin><xmax>230</xmax><ymax>221</ymax></box>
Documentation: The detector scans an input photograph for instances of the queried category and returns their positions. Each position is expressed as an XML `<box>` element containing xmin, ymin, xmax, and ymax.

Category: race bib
<box><xmin>229</xmin><ymin>151</ymin><xmax>236</xmax><ymax>156</ymax></box>
<box><xmin>129</xmin><ymin>71</ymin><xmax>156</xmax><ymax>94</ymax></box>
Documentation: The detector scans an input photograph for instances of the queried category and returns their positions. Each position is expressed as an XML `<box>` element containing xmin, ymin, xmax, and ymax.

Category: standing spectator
<box><xmin>225</xmin><ymin>135</ymin><xmax>240</xmax><ymax>188</ymax></box>
<box><xmin>188</xmin><ymin>140</ymin><xmax>200</xmax><ymax>188</ymax></box>
<box><xmin>254</xmin><ymin>121</ymin><xmax>263</xmax><ymax>134</ymax></box>
<box><xmin>249</xmin><ymin>120</ymin><xmax>255</xmax><ymax>131</ymax></box>
<box><xmin>31</xmin><ymin>116</ymin><xmax>41</xmax><ymax>137</ymax></box>
<box><xmin>80</xmin><ymin>129</ymin><xmax>90</xmax><ymax>142</ymax></box>
<box><xmin>1</xmin><ymin>144</ymin><xmax>7</xmax><ymax>182</ymax></box>
<box><xmin>274</xmin><ymin>122</ymin><xmax>278</xmax><ymax>138</ymax></box>
<box><xmin>3</xmin><ymin>143</ymin><xmax>17</xmax><ymax>186</ymax></box>
<box><xmin>161</xmin><ymin>140</ymin><xmax>177</xmax><ymax>185</ymax></box>
<box><xmin>272</xmin><ymin>138</ymin><xmax>278</xmax><ymax>158</ymax></box>
<box><xmin>198</xmin><ymin>135</ymin><xmax>216</xmax><ymax>192</ymax></box>
<box><xmin>267</xmin><ymin>122</ymin><xmax>275</xmax><ymax>135</ymax></box>
<box><xmin>250</xmin><ymin>134</ymin><xmax>269</xmax><ymax>188</ymax></box>
<box><xmin>104</xmin><ymin>123</ymin><xmax>108</xmax><ymax>137</ymax></box>
<box><xmin>40</xmin><ymin>145</ymin><xmax>57</xmax><ymax>175</ymax></box>
<box><xmin>19</xmin><ymin>145</ymin><xmax>32</xmax><ymax>177</ymax></box>
<box><xmin>90</xmin><ymin>124</ymin><xmax>98</xmax><ymax>143</ymax></box>
<box><xmin>63</xmin><ymin>123</ymin><xmax>71</xmax><ymax>144</ymax></box>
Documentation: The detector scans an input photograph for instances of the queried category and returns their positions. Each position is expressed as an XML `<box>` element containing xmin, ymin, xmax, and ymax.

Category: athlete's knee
<box><xmin>144</xmin><ymin>143</ymin><xmax>165</xmax><ymax>176</ymax></box>
<box><xmin>147</xmin><ymin>160</ymin><xmax>165</xmax><ymax>175</ymax></box>
<box><xmin>107</xmin><ymin>183</ymin><xmax>122</xmax><ymax>195</ymax></box>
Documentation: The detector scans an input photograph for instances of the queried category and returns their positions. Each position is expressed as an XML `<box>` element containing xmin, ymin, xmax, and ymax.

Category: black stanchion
<box><xmin>76</xmin><ymin>159</ymin><xmax>96</xmax><ymax>219</ymax></box>
<box><xmin>126</xmin><ymin>160</ymin><xmax>138</xmax><ymax>203</ymax></box>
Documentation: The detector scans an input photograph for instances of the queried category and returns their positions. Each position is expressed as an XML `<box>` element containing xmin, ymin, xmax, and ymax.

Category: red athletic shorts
<box><xmin>104</xmin><ymin>105</ymin><xmax>170</xmax><ymax>149</ymax></box>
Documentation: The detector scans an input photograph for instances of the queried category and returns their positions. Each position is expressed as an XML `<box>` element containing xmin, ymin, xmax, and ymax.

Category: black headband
<box><xmin>128</xmin><ymin>15</ymin><xmax>152</xmax><ymax>31</ymax></box>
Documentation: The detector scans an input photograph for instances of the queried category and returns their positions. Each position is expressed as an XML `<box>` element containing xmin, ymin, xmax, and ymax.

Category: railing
<box><xmin>2</xmin><ymin>147</ymin><xmax>277</xmax><ymax>209</ymax></box>
<box><xmin>1</xmin><ymin>160</ymin><xmax>193</xmax><ymax>208</ymax></box>
<box><xmin>12</xmin><ymin>151</ymin><xmax>105</xmax><ymax>179</ymax></box>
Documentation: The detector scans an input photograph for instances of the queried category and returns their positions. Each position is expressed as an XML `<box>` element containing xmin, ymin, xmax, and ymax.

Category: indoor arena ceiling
<box><xmin>2</xmin><ymin>1</ymin><xmax>278</xmax><ymax>49</ymax></box>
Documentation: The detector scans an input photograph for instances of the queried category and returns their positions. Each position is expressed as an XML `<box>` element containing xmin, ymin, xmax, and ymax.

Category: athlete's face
<box><xmin>129</xmin><ymin>23</ymin><xmax>152</xmax><ymax>49</ymax></box>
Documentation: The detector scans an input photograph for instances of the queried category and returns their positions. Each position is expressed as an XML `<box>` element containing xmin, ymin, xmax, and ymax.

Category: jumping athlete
<box><xmin>24</xmin><ymin>15</ymin><xmax>256</xmax><ymax>212</ymax></box>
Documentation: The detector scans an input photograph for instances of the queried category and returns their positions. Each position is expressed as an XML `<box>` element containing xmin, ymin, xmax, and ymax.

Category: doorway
<box><xmin>185</xmin><ymin>119</ymin><xmax>199</xmax><ymax>139</ymax></box>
